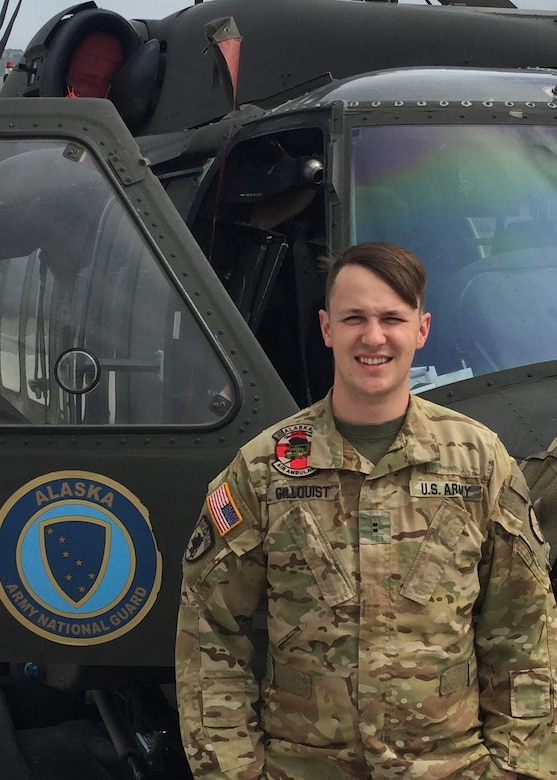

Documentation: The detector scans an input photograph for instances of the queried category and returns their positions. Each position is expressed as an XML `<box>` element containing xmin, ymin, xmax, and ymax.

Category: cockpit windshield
<box><xmin>350</xmin><ymin>124</ymin><xmax>557</xmax><ymax>391</ymax></box>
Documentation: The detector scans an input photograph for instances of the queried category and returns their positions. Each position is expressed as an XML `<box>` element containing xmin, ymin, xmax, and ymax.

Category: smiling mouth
<box><xmin>357</xmin><ymin>357</ymin><xmax>391</xmax><ymax>366</ymax></box>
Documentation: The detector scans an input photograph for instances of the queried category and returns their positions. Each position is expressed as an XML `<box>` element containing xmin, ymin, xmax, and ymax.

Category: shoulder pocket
<box><xmin>498</xmin><ymin>466</ymin><xmax>550</xmax><ymax>583</ymax></box>
<box><xmin>400</xmin><ymin>501</ymin><xmax>468</xmax><ymax>605</ymax></box>
<box><xmin>186</xmin><ymin>547</ymin><xmax>234</xmax><ymax>599</ymax></box>
<box><xmin>513</xmin><ymin>532</ymin><xmax>550</xmax><ymax>589</ymax></box>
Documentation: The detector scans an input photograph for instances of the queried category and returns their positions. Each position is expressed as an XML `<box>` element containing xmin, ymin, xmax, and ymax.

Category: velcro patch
<box><xmin>440</xmin><ymin>659</ymin><xmax>472</xmax><ymax>696</ymax></box>
<box><xmin>410</xmin><ymin>480</ymin><xmax>483</xmax><ymax>501</ymax></box>
<box><xmin>500</xmin><ymin>483</ymin><xmax>527</xmax><ymax>519</ymax></box>
<box><xmin>360</xmin><ymin>511</ymin><xmax>391</xmax><ymax>545</ymax></box>
<box><xmin>267</xmin><ymin>484</ymin><xmax>340</xmax><ymax>503</ymax></box>
<box><xmin>207</xmin><ymin>482</ymin><xmax>243</xmax><ymax>536</ymax></box>
<box><xmin>273</xmin><ymin>660</ymin><xmax>312</xmax><ymax>699</ymax></box>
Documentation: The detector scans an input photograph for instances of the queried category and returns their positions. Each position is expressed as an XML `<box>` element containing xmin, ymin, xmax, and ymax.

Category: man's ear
<box><xmin>416</xmin><ymin>311</ymin><xmax>431</xmax><ymax>349</ymax></box>
<box><xmin>319</xmin><ymin>309</ymin><xmax>332</xmax><ymax>348</ymax></box>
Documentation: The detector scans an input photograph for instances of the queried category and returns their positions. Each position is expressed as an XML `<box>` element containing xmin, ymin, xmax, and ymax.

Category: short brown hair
<box><xmin>323</xmin><ymin>242</ymin><xmax>426</xmax><ymax>311</ymax></box>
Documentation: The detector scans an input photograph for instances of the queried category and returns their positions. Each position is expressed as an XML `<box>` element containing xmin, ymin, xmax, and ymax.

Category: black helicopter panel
<box><xmin>0</xmin><ymin>97</ymin><xmax>296</xmax><ymax>673</ymax></box>
<box><xmin>6</xmin><ymin>0</ymin><xmax>557</xmax><ymax>134</ymax></box>
<box><xmin>143</xmin><ymin>0</ymin><xmax>557</xmax><ymax>131</ymax></box>
<box><xmin>3</xmin><ymin>0</ymin><xmax>557</xmax><ymax>776</ymax></box>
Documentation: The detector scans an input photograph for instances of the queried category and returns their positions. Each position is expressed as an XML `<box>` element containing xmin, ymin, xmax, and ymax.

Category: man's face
<box><xmin>319</xmin><ymin>264</ymin><xmax>430</xmax><ymax>419</ymax></box>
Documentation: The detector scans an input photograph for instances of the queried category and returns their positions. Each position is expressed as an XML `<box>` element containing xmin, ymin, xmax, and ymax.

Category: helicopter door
<box><xmin>0</xmin><ymin>98</ymin><xmax>297</xmax><ymax>670</ymax></box>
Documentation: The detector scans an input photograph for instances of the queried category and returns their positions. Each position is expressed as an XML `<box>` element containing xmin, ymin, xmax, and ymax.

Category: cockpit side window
<box><xmin>0</xmin><ymin>140</ymin><xmax>234</xmax><ymax>426</ymax></box>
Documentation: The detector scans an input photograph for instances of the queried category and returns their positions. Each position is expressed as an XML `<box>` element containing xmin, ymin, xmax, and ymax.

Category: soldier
<box><xmin>176</xmin><ymin>241</ymin><xmax>557</xmax><ymax>780</ymax></box>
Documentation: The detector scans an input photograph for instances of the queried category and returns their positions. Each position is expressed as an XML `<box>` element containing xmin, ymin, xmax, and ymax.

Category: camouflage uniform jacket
<box><xmin>176</xmin><ymin>393</ymin><xmax>557</xmax><ymax>780</ymax></box>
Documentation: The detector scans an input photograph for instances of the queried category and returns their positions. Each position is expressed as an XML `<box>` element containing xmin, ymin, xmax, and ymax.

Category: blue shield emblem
<box><xmin>41</xmin><ymin>518</ymin><xmax>111</xmax><ymax>606</ymax></box>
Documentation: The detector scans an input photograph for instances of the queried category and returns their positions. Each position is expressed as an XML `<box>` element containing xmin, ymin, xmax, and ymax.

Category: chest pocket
<box><xmin>285</xmin><ymin>506</ymin><xmax>356</xmax><ymax>608</ymax></box>
<box><xmin>399</xmin><ymin>501</ymin><xmax>468</xmax><ymax>605</ymax></box>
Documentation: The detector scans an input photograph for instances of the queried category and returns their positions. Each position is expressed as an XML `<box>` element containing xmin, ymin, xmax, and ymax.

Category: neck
<box><xmin>330</xmin><ymin>387</ymin><xmax>410</xmax><ymax>425</ymax></box>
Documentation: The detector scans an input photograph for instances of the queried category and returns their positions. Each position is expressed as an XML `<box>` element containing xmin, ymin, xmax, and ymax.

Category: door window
<box><xmin>0</xmin><ymin>140</ymin><xmax>234</xmax><ymax>425</ymax></box>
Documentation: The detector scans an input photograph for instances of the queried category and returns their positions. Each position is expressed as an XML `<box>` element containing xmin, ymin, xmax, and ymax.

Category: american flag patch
<box><xmin>207</xmin><ymin>483</ymin><xmax>243</xmax><ymax>536</ymax></box>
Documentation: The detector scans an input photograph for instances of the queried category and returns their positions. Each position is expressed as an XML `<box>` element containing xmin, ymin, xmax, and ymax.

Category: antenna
<box><xmin>0</xmin><ymin>0</ymin><xmax>22</xmax><ymax>59</ymax></box>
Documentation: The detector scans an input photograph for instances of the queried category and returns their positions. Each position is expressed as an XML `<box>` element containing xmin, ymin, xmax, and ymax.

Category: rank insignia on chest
<box><xmin>207</xmin><ymin>482</ymin><xmax>243</xmax><ymax>536</ymax></box>
<box><xmin>272</xmin><ymin>424</ymin><xmax>319</xmax><ymax>477</ymax></box>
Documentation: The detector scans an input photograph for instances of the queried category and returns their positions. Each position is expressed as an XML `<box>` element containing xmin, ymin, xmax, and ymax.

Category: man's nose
<box><xmin>361</xmin><ymin>319</ymin><xmax>386</xmax><ymax>346</ymax></box>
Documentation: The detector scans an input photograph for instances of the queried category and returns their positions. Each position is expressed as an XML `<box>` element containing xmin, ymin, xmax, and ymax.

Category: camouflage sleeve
<box><xmin>175</xmin><ymin>451</ymin><xmax>267</xmax><ymax>779</ymax></box>
<box><xmin>475</xmin><ymin>445</ymin><xmax>557</xmax><ymax>779</ymax></box>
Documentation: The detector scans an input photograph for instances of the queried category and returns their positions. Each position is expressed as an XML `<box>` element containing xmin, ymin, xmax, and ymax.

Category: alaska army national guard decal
<box><xmin>0</xmin><ymin>471</ymin><xmax>162</xmax><ymax>645</ymax></box>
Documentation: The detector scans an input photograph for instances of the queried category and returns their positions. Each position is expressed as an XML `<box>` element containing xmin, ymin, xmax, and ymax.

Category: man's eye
<box><xmin>343</xmin><ymin>316</ymin><xmax>363</xmax><ymax>323</ymax></box>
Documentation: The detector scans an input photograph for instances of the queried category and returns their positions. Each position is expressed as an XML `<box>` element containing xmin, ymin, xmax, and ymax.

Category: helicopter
<box><xmin>1</xmin><ymin>0</ymin><xmax>557</xmax><ymax>777</ymax></box>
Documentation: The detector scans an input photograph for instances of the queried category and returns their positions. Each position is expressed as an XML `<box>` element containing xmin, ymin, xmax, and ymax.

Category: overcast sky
<box><xmin>5</xmin><ymin>0</ymin><xmax>557</xmax><ymax>50</ymax></box>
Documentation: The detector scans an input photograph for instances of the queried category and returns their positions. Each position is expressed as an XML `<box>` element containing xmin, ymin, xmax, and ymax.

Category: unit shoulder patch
<box><xmin>521</xmin><ymin>504</ymin><xmax>551</xmax><ymax>575</ymax></box>
<box><xmin>529</xmin><ymin>505</ymin><xmax>546</xmax><ymax>545</ymax></box>
<box><xmin>272</xmin><ymin>424</ymin><xmax>319</xmax><ymax>477</ymax></box>
<box><xmin>184</xmin><ymin>516</ymin><xmax>215</xmax><ymax>562</ymax></box>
